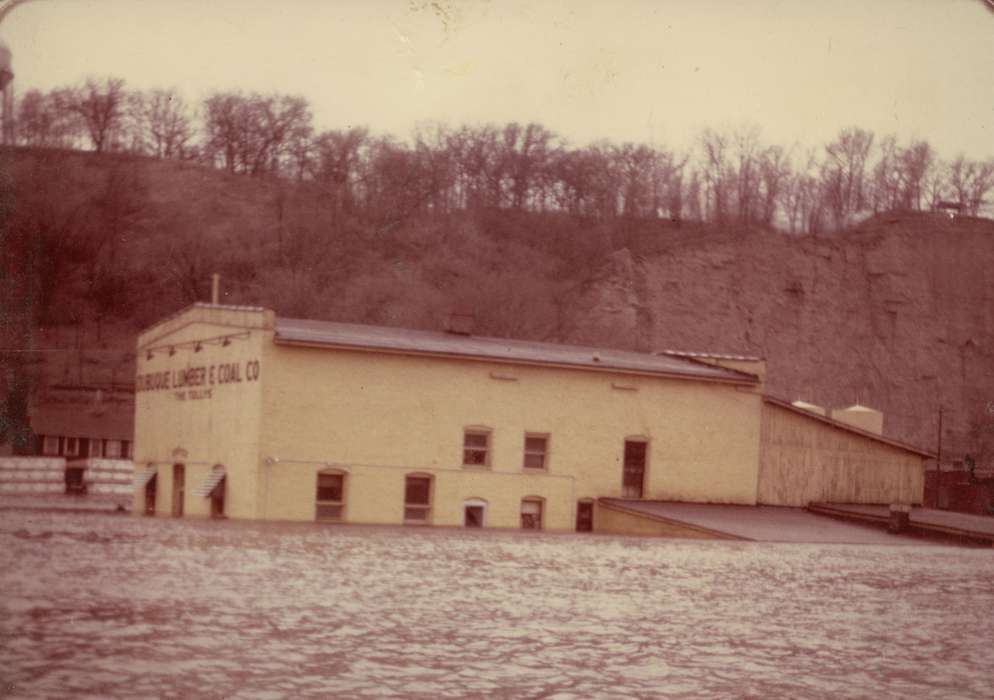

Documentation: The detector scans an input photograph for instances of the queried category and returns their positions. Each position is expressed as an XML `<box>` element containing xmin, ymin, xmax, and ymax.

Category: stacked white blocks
<box><xmin>83</xmin><ymin>459</ymin><xmax>134</xmax><ymax>496</ymax></box>
<box><xmin>0</xmin><ymin>457</ymin><xmax>67</xmax><ymax>494</ymax></box>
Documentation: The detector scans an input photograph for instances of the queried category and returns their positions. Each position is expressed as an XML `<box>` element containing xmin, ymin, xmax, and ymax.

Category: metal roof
<box><xmin>29</xmin><ymin>395</ymin><xmax>134</xmax><ymax>441</ymax></box>
<box><xmin>274</xmin><ymin>317</ymin><xmax>759</xmax><ymax>385</ymax></box>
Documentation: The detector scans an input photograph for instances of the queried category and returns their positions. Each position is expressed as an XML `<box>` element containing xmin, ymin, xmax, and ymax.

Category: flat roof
<box><xmin>274</xmin><ymin>317</ymin><xmax>759</xmax><ymax>385</ymax></box>
<box><xmin>763</xmin><ymin>395</ymin><xmax>935</xmax><ymax>458</ymax></box>
<box><xmin>810</xmin><ymin>503</ymin><xmax>994</xmax><ymax>541</ymax></box>
<box><xmin>599</xmin><ymin>500</ymin><xmax>934</xmax><ymax>544</ymax></box>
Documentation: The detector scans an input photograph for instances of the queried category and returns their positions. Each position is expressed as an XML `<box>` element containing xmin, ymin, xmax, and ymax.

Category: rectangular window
<box><xmin>122</xmin><ymin>441</ymin><xmax>131</xmax><ymax>459</ymax></box>
<box><xmin>104</xmin><ymin>440</ymin><xmax>122</xmax><ymax>458</ymax></box>
<box><xmin>42</xmin><ymin>436</ymin><xmax>60</xmax><ymax>456</ymax></box>
<box><xmin>521</xmin><ymin>499</ymin><xmax>543</xmax><ymax>530</ymax></box>
<box><xmin>89</xmin><ymin>440</ymin><xmax>104</xmax><ymax>458</ymax></box>
<box><xmin>404</xmin><ymin>476</ymin><xmax>432</xmax><ymax>522</ymax></box>
<box><xmin>463</xmin><ymin>430</ymin><xmax>490</xmax><ymax>467</ymax></box>
<box><xmin>523</xmin><ymin>434</ymin><xmax>548</xmax><ymax>470</ymax></box>
<box><xmin>622</xmin><ymin>440</ymin><xmax>647</xmax><ymax>498</ymax></box>
<box><xmin>316</xmin><ymin>472</ymin><xmax>344</xmax><ymax>521</ymax></box>
<box><xmin>63</xmin><ymin>437</ymin><xmax>80</xmax><ymax>458</ymax></box>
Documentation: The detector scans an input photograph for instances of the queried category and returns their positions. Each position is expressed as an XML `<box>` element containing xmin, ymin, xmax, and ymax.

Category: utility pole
<box><xmin>935</xmin><ymin>406</ymin><xmax>944</xmax><ymax>509</ymax></box>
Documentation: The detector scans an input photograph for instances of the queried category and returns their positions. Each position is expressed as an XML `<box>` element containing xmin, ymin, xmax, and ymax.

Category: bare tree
<box><xmin>454</xmin><ymin>124</ymin><xmax>502</xmax><ymax>210</ymax></box>
<box><xmin>781</xmin><ymin>148</ymin><xmax>824</xmax><ymax>234</ymax></box>
<box><xmin>313</xmin><ymin>126</ymin><xmax>370</xmax><ymax>228</ymax></box>
<box><xmin>615</xmin><ymin>143</ymin><xmax>657</xmax><ymax>218</ymax></box>
<box><xmin>123</xmin><ymin>90</ymin><xmax>147</xmax><ymax>154</ymax></box>
<box><xmin>947</xmin><ymin>156</ymin><xmax>994</xmax><ymax>216</ymax></box>
<box><xmin>699</xmin><ymin>128</ymin><xmax>732</xmax><ymax>225</ymax></box>
<box><xmin>495</xmin><ymin>122</ymin><xmax>558</xmax><ymax>211</ymax></box>
<box><xmin>142</xmin><ymin>88</ymin><xmax>193</xmax><ymax>159</ymax></box>
<box><xmin>821</xmin><ymin>126</ymin><xmax>873</xmax><ymax>229</ymax></box>
<box><xmin>15</xmin><ymin>88</ymin><xmax>80</xmax><ymax>147</ymax></box>
<box><xmin>68</xmin><ymin>77</ymin><xmax>128</xmax><ymax>153</ymax></box>
<box><xmin>896</xmin><ymin>139</ymin><xmax>934</xmax><ymax>211</ymax></box>
<box><xmin>285</xmin><ymin>123</ymin><xmax>314</xmax><ymax>181</ymax></box>
<box><xmin>550</xmin><ymin>146</ymin><xmax>605</xmax><ymax>216</ymax></box>
<box><xmin>757</xmin><ymin>144</ymin><xmax>790</xmax><ymax>227</ymax></box>
<box><xmin>732</xmin><ymin>125</ymin><xmax>763</xmax><ymax>225</ymax></box>
<box><xmin>201</xmin><ymin>91</ymin><xmax>247</xmax><ymax>172</ymax></box>
<box><xmin>250</xmin><ymin>94</ymin><xmax>312</xmax><ymax>175</ymax></box>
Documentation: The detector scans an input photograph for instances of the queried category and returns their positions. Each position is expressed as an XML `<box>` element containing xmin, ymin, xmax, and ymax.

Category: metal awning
<box><xmin>134</xmin><ymin>465</ymin><xmax>157</xmax><ymax>490</ymax></box>
<box><xmin>194</xmin><ymin>468</ymin><xmax>226</xmax><ymax>498</ymax></box>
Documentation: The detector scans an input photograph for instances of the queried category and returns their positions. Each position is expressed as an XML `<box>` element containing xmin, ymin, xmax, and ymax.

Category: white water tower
<box><xmin>0</xmin><ymin>41</ymin><xmax>12</xmax><ymax>144</ymax></box>
<box><xmin>0</xmin><ymin>0</ymin><xmax>35</xmax><ymax>145</ymax></box>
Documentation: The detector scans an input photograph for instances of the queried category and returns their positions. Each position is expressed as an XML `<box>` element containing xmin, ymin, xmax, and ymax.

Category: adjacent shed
<box><xmin>758</xmin><ymin>397</ymin><xmax>932</xmax><ymax>507</ymax></box>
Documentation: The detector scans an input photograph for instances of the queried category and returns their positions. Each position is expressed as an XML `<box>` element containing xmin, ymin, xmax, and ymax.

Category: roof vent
<box><xmin>791</xmin><ymin>400</ymin><xmax>826</xmax><ymax>416</ymax></box>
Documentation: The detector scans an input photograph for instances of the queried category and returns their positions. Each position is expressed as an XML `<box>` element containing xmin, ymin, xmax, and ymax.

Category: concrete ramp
<box><xmin>597</xmin><ymin>499</ymin><xmax>928</xmax><ymax>544</ymax></box>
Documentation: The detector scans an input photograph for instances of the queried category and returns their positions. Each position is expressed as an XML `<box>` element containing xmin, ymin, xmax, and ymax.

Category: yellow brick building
<box><xmin>133</xmin><ymin>304</ymin><xmax>932</xmax><ymax>533</ymax></box>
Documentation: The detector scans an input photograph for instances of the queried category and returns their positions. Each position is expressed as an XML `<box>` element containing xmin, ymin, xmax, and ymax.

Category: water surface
<box><xmin>2</xmin><ymin>511</ymin><xmax>992</xmax><ymax>699</ymax></box>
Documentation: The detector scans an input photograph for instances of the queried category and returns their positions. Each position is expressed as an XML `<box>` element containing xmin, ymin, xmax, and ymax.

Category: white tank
<box><xmin>831</xmin><ymin>404</ymin><xmax>884</xmax><ymax>435</ymax></box>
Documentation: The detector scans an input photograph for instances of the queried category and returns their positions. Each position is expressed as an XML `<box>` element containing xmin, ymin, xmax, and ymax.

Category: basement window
<box><xmin>104</xmin><ymin>440</ymin><xmax>122</xmax><ymax>459</ymax></box>
<box><xmin>521</xmin><ymin>497</ymin><xmax>544</xmax><ymax>530</ymax></box>
<box><xmin>63</xmin><ymin>437</ymin><xmax>80</xmax><ymax>458</ymax></box>
<box><xmin>42</xmin><ymin>436</ymin><xmax>60</xmax><ymax>456</ymax></box>
<box><xmin>404</xmin><ymin>474</ymin><xmax>433</xmax><ymax>524</ymax></box>
<box><xmin>523</xmin><ymin>434</ymin><xmax>548</xmax><ymax>470</ymax></box>
<box><xmin>463</xmin><ymin>430</ymin><xmax>490</xmax><ymax>467</ymax></box>
<box><xmin>316</xmin><ymin>471</ymin><xmax>345</xmax><ymax>521</ymax></box>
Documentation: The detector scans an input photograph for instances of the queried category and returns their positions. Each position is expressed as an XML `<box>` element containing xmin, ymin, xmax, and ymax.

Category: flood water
<box><xmin>2</xmin><ymin>510</ymin><xmax>993</xmax><ymax>699</ymax></box>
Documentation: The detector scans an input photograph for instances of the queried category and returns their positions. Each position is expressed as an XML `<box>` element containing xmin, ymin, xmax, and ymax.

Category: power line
<box><xmin>0</xmin><ymin>348</ymin><xmax>135</xmax><ymax>354</ymax></box>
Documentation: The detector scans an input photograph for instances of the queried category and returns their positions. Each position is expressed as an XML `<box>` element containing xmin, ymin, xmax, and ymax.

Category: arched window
<box><xmin>404</xmin><ymin>473</ymin><xmax>433</xmax><ymax>524</ymax></box>
<box><xmin>316</xmin><ymin>468</ymin><xmax>347</xmax><ymax>521</ymax></box>
<box><xmin>521</xmin><ymin>496</ymin><xmax>545</xmax><ymax>530</ymax></box>
<box><xmin>463</xmin><ymin>497</ymin><xmax>488</xmax><ymax>528</ymax></box>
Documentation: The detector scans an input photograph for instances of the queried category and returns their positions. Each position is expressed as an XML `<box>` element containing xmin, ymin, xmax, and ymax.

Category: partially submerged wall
<box><xmin>594</xmin><ymin>501</ymin><xmax>739</xmax><ymax>539</ymax></box>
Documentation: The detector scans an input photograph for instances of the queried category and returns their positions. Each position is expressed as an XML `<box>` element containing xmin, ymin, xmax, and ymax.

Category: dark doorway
<box><xmin>210</xmin><ymin>481</ymin><xmax>225</xmax><ymax>518</ymax></box>
<box><xmin>576</xmin><ymin>500</ymin><xmax>594</xmax><ymax>532</ymax></box>
<box><xmin>65</xmin><ymin>466</ymin><xmax>86</xmax><ymax>495</ymax></box>
<box><xmin>172</xmin><ymin>464</ymin><xmax>185</xmax><ymax>517</ymax></box>
<box><xmin>622</xmin><ymin>440</ymin><xmax>647</xmax><ymax>498</ymax></box>
<box><xmin>464</xmin><ymin>505</ymin><xmax>484</xmax><ymax>527</ymax></box>
<box><xmin>144</xmin><ymin>475</ymin><xmax>157</xmax><ymax>516</ymax></box>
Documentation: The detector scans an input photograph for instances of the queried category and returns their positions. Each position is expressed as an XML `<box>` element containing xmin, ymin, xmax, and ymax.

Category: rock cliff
<box><xmin>568</xmin><ymin>214</ymin><xmax>994</xmax><ymax>457</ymax></box>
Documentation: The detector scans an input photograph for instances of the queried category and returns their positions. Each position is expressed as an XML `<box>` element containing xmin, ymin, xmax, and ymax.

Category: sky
<box><xmin>2</xmin><ymin>0</ymin><xmax>993</xmax><ymax>159</ymax></box>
